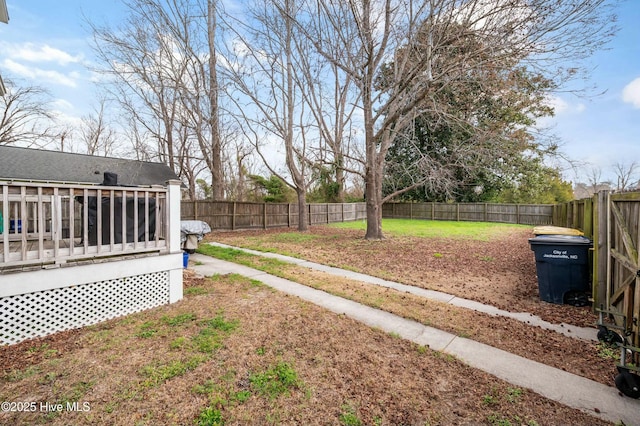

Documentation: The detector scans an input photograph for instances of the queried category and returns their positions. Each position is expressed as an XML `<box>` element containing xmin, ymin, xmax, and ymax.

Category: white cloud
<box><xmin>51</xmin><ymin>98</ymin><xmax>75</xmax><ymax>111</ymax></box>
<box><xmin>53</xmin><ymin>109</ymin><xmax>84</xmax><ymax>129</ymax></box>
<box><xmin>2</xmin><ymin>59</ymin><xmax>78</xmax><ymax>87</ymax></box>
<box><xmin>622</xmin><ymin>77</ymin><xmax>640</xmax><ymax>109</ymax></box>
<box><xmin>544</xmin><ymin>95</ymin><xmax>586</xmax><ymax>115</ymax></box>
<box><xmin>544</xmin><ymin>95</ymin><xmax>569</xmax><ymax>114</ymax></box>
<box><xmin>3</xmin><ymin>42</ymin><xmax>83</xmax><ymax>65</ymax></box>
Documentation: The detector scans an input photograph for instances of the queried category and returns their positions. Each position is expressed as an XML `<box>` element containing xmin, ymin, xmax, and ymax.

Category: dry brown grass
<box><xmin>270</xmin><ymin>263</ymin><xmax>618</xmax><ymax>386</ymax></box>
<box><xmin>0</xmin><ymin>271</ymin><xmax>612</xmax><ymax>425</ymax></box>
<box><xmin>206</xmin><ymin>225</ymin><xmax>595</xmax><ymax>328</ymax></box>
<box><xmin>202</xmin><ymin>225</ymin><xmax>620</xmax><ymax>384</ymax></box>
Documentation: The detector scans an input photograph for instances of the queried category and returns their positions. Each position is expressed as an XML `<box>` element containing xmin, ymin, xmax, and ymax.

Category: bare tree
<box><xmin>89</xmin><ymin>0</ymin><xmax>226</xmax><ymax>199</ymax></box>
<box><xmin>91</xmin><ymin>2</ymin><xmax>183</xmax><ymax>171</ymax></box>
<box><xmin>224</xmin><ymin>0</ymin><xmax>312</xmax><ymax>230</ymax></box>
<box><xmin>294</xmin><ymin>33</ymin><xmax>361</xmax><ymax>202</ymax></box>
<box><xmin>157</xmin><ymin>0</ymin><xmax>226</xmax><ymax>199</ymax></box>
<box><xmin>223</xmin><ymin>137</ymin><xmax>256</xmax><ymax>201</ymax></box>
<box><xmin>583</xmin><ymin>165</ymin><xmax>614</xmax><ymax>196</ymax></box>
<box><xmin>293</xmin><ymin>0</ymin><xmax>618</xmax><ymax>239</ymax></box>
<box><xmin>613</xmin><ymin>161</ymin><xmax>639</xmax><ymax>191</ymax></box>
<box><xmin>0</xmin><ymin>78</ymin><xmax>56</xmax><ymax>146</ymax></box>
<box><xmin>78</xmin><ymin>97</ymin><xmax>119</xmax><ymax>157</ymax></box>
<box><xmin>51</xmin><ymin>125</ymin><xmax>76</xmax><ymax>153</ymax></box>
<box><xmin>121</xmin><ymin>115</ymin><xmax>153</xmax><ymax>162</ymax></box>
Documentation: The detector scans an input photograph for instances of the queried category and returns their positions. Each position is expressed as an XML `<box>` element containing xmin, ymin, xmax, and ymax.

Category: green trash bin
<box><xmin>528</xmin><ymin>234</ymin><xmax>592</xmax><ymax>306</ymax></box>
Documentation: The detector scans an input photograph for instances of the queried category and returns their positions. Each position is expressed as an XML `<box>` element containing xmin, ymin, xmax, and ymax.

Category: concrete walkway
<box><xmin>189</xmin><ymin>252</ymin><xmax>640</xmax><ymax>425</ymax></box>
<box><xmin>207</xmin><ymin>242</ymin><xmax>597</xmax><ymax>341</ymax></box>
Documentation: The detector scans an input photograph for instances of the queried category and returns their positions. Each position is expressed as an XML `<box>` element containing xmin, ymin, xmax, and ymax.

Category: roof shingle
<box><xmin>0</xmin><ymin>146</ymin><xmax>180</xmax><ymax>187</ymax></box>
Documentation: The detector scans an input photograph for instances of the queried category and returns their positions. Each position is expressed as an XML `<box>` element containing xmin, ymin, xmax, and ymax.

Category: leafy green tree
<box><xmin>248</xmin><ymin>175</ymin><xmax>296</xmax><ymax>203</ymax></box>
<box><xmin>383</xmin><ymin>61</ymin><xmax>556</xmax><ymax>203</ymax></box>
<box><xmin>306</xmin><ymin>165</ymin><xmax>341</xmax><ymax>203</ymax></box>
<box><xmin>492</xmin><ymin>161</ymin><xmax>574</xmax><ymax>204</ymax></box>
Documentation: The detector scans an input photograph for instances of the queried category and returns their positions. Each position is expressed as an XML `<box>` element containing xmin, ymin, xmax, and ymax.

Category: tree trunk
<box><xmin>297</xmin><ymin>189</ymin><xmax>308</xmax><ymax>232</ymax></box>
<box><xmin>189</xmin><ymin>178</ymin><xmax>197</xmax><ymax>201</ymax></box>
<box><xmin>208</xmin><ymin>0</ymin><xmax>224</xmax><ymax>200</ymax></box>
<box><xmin>335</xmin><ymin>153</ymin><xmax>345</xmax><ymax>203</ymax></box>
<box><xmin>365</xmin><ymin>164</ymin><xmax>384</xmax><ymax>240</ymax></box>
<box><xmin>359</xmin><ymin>0</ymin><xmax>384</xmax><ymax>240</ymax></box>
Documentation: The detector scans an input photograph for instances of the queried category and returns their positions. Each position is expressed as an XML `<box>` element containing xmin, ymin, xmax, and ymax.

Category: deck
<box><xmin>1</xmin><ymin>180</ymin><xmax>169</xmax><ymax>271</ymax></box>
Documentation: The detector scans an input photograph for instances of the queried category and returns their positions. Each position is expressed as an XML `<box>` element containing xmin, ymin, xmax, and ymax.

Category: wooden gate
<box><xmin>600</xmin><ymin>191</ymin><xmax>640</xmax><ymax>353</ymax></box>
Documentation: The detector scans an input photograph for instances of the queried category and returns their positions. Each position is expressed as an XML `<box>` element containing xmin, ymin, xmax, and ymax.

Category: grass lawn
<box><xmin>329</xmin><ymin>218</ymin><xmax>531</xmax><ymax>240</ymax></box>
<box><xmin>0</xmin><ymin>219</ymin><xmax>615</xmax><ymax>426</ymax></box>
<box><xmin>1</xmin><ymin>271</ymin><xmax>608</xmax><ymax>426</ymax></box>
<box><xmin>195</xmin><ymin>243</ymin><xmax>614</xmax><ymax>388</ymax></box>
<box><xmin>198</xmin><ymin>223</ymin><xmax>621</xmax><ymax>422</ymax></box>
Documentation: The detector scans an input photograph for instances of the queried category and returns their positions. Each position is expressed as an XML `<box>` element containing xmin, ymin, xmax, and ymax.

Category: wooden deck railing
<box><xmin>1</xmin><ymin>181</ymin><xmax>169</xmax><ymax>270</ymax></box>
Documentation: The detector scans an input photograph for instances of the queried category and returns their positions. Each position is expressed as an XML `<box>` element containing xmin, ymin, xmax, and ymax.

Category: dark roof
<box><xmin>0</xmin><ymin>146</ymin><xmax>180</xmax><ymax>187</ymax></box>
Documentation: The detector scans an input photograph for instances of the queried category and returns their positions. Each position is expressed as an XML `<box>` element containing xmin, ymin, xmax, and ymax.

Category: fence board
<box><xmin>185</xmin><ymin>201</ymin><xmax>554</xmax><ymax>231</ymax></box>
<box><xmin>382</xmin><ymin>202</ymin><xmax>554</xmax><ymax>225</ymax></box>
<box><xmin>182</xmin><ymin>201</ymin><xmax>367</xmax><ymax>231</ymax></box>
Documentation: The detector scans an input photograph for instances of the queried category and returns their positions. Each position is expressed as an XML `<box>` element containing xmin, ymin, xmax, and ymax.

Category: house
<box><xmin>0</xmin><ymin>146</ymin><xmax>184</xmax><ymax>345</ymax></box>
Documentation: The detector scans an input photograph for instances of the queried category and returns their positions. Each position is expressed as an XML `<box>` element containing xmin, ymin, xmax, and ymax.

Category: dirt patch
<box><xmin>0</xmin><ymin>271</ymin><xmax>614</xmax><ymax>425</ymax></box>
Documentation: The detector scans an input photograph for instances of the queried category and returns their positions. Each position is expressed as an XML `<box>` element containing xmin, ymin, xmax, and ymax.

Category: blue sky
<box><xmin>1</xmin><ymin>0</ymin><xmax>639</xmax><ymax>185</ymax></box>
<box><xmin>539</xmin><ymin>0</ymin><xmax>640</xmax><ymax>184</ymax></box>
<box><xmin>0</xmin><ymin>1</ymin><xmax>128</xmax><ymax>122</ymax></box>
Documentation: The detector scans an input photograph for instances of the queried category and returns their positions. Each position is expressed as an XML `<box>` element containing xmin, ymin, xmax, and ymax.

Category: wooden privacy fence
<box><xmin>382</xmin><ymin>202</ymin><xmax>554</xmax><ymax>225</ymax></box>
<box><xmin>182</xmin><ymin>200</ymin><xmax>556</xmax><ymax>230</ymax></box>
<box><xmin>181</xmin><ymin>201</ymin><xmax>367</xmax><ymax>230</ymax></box>
<box><xmin>554</xmin><ymin>191</ymin><xmax>640</xmax><ymax>354</ymax></box>
<box><xmin>552</xmin><ymin>197</ymin><xmax>594</xmax><ymax>238</ymax></box>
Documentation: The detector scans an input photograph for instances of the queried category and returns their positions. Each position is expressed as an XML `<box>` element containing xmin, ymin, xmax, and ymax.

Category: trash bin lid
<box><xmin>528</xmin><ymin>234</ymin><xmax>592</xmax><ymax>245</ymax></box>
<box><xmin>532</xmin><ymin>226</ymin><xmax>584</xmax><ymax>236</ymax></box>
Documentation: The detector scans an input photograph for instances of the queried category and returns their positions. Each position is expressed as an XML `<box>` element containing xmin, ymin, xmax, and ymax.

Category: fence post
<box><xmin>194</xmin><ymin>200</ymin><xmax>198</xmax><ymax>220</ymax></box>
<box><xmin>484</xmin><ymin>203</ymin><xmax>488</xmax><ymax>222</ymax></box>
<box><xmin>341</xmin><ymin>203</ymin><xmax>344</xmax><ymax>222</ymax></box>
<box><xmin>593</xmin><ymin>191</ymin><xmax>608</xmax><ymax>310</ymax></box>
<box><xmin>583</xmin><ymin>198</ymin><xmax>593</xmax><ymax>238</ymax></box>
<box><xmin>232</xmin><ymin>202</ymin><xmax>236</xmax><ymax>231</ymax></box>
<box><xmin>516</xmin><ymin>204</ymin><xmax>520</xmax><ymax>224</ymax></box>
<box><xmin>308</xmin><ymin>204</ymin><xmax>312</xmax><ymax>225</ymax></box>
<box><xmin>263</xmin><ymin>203</ymin><xmax>267</xmax><ymax>229</ymax></box>
<box><xmin>456</xmin><ymin>203</ymin><xmax>460</xmax><ymax>221</ymax></box>
<box><xmin>288</xmin><ymin>203</ymin><xmax>291</xmax><ymax>228</ymax></box>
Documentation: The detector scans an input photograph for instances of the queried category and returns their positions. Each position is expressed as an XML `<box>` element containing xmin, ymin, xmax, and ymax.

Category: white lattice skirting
<box><xmin>1</xmin><ymin>271</ymin><xmax>170</xmax><ymax>345</ymax></box>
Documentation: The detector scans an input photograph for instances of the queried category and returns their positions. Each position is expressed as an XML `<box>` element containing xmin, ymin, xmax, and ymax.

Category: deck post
<box><xmin>167</xmin><ymin>180</ymin><xmax>183</xmax><ymax>303</ymax></box>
